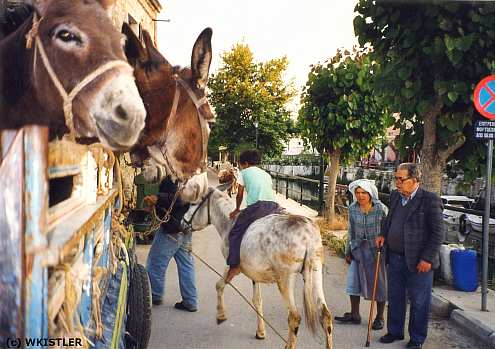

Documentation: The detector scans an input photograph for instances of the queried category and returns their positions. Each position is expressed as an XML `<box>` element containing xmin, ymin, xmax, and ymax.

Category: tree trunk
<box><xmin>326</xmin><ymin>149</ymin><xmax>341</xmax><ymax>223</ymax></box>
<box><xmin>419</xmin><ymin>151</ymin><xmax>444</xmax><ymax>194</ymax></box>
<box><xmin>420</xmin><ymin>97</ymin><xmax>464</xmax><ymax>194</ymax></box>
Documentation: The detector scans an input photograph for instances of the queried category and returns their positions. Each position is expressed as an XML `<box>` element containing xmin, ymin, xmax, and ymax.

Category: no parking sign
<box><xmin>473</xmin><ymin>74</ymin><xmax>494</xmax><ymax>311</ymax></box>
<box><xmin>474</xmin><ymin>75</ymin><xmax>495</xmax><ymax>119</ymax></box>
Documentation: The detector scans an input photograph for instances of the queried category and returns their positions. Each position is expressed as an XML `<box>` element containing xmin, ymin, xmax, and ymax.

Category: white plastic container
<box><xmin>439</xmin><ymin>244</ymin><xmax>465</xmax><ymax>285</ymax></box>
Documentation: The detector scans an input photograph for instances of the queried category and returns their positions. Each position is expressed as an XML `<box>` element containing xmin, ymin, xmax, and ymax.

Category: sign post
<box><xmin>473</xmin><ymin>75</ymin><xmax>495</xmax><ymax>311</ymax></box>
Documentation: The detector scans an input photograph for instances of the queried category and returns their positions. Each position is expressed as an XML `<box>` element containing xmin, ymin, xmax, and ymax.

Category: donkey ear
<box><xmin>191</xmin><ymin>28</ymin><xmax>212</xmax><ymax>90</ymax></box>
<box><xmin>27</xmin><ymin>0</ymin><xmax>50</xmax><ymax>16</ymax></box>
<box><xmin>122</xmin><ymin>22</ymin><xmax>147</xmax><ymax>66</ymax></box>
<box><xmin>142</xmin><ymin>30</ymin><xmax>170</xmax><ymax>65</ymax></box>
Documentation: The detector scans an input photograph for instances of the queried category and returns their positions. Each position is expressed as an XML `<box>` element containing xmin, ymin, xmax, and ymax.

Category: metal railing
<box><xmin>264</xmin><ymin>169</ymin><xmax>324</xmax><ymax>214</ymax></box>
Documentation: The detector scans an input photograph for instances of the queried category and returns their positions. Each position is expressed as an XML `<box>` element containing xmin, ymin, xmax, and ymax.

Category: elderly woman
<box><xmin>335</xmin><ymin>179</ymin><xmax>388</xmax><ymax>330</ymax></box>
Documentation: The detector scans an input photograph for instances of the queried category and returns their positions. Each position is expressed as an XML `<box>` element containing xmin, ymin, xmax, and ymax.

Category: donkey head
<box><xmin>122</xmin><ymin>24</ymin><xmax>215</xmax><ymax>182</ymax></box>
<box><xmin>25</xmin><ymin>0</ymin><xmax>146</xmax><ymax>149</ymax></box>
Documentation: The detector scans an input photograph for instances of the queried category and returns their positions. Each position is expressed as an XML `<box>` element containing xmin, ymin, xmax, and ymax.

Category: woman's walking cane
<box><xmin>365</xmin><ymin>247</ymin><xmax>382</xmax><ymax>347</ymax></box>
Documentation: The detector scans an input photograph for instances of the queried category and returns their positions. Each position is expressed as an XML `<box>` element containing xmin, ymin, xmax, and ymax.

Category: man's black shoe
<box><xmin>174</xmin><ymin>301</ymin><xmax>197</xmax><ymax>312</ymax></box>
<box><xmin>379</xmin><ymin>333</ymin><xmax>404</xmax><ymax>344</ymax></box>
<box><xmin>152</xmin><ymin>298</ymin><xmax>163</xmax><ymax>306</ymax></box>
<box><xmin>406</xmin><ymin>341</ymin><xmax>423</xmax><ymax>349</ymax></box>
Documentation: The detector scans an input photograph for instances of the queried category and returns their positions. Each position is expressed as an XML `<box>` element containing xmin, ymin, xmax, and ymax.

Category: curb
<box><xmin>431</xmin><ymin>292</ymin><xmax>495</xmax><ymax>348</ymax></box>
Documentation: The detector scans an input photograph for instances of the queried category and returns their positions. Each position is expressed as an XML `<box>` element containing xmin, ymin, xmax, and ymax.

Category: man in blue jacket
<box><xmin>144</xmin><ymin>176</ymin><xmax>197</xmax><ymax>312</ymax></box>
<box><xmin>376</xmin><ymin>163</ymin><xmax>444</xmax><ymax>349</ymax></box>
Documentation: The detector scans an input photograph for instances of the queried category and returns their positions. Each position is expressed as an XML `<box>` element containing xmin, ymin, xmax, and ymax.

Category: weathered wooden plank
<box><xmin>44</xmin><ymin>190</ymin><xmax>118</xmax><ymax>267</ymax></box>
<box><xmin>101</xmin><ymin>207</ymin><xmax>112</xmax><ymax>270</ymax></box>
<box><xmin>24</xmin><ymin>126</ymin><xmax>49</xmax><ymax>341</ymax></box>
<box><xmin>48</xmin><ymin>196</ymin><xmax>86</xmax><ymax>231</ymax></box>
<box><xmin>0</xmin><ymin>129</ymin><xmax>24</xmax><ymax>343</ymax></box>
<box><xmin>0</xmin><ymin>129</ymin><xmax>18</xmax><ymax>160</ymax></box>
<box><xmin>48</xmin><ymin>139</ymin><xmax>87</xmax><ymax>179</ymax></box>
<box><xmin>79</xmin><ymin>228</ymin><xmax>95</xmax><ymax>327</ymax></box>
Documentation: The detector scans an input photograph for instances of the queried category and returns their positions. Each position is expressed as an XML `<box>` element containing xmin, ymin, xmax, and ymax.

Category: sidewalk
<box><xmin>431</xmin><ymin>285</ymin><xmax>495</xmax><ymax>348</ymax></box>
<box><xmin>274</xmin><ymin>189</ymin><xmax>495</xmax><ymax>348</ymax></box>
<box><xmin>209</xmin><ymin>167</ymin><xmax>494</xmax><ymax>347</ymax></box>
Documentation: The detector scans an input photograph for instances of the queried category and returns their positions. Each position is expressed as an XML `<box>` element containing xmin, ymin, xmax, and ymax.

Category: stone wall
<box><xmin>111</xmin><ymin>0</ymin><xmax>161</xmax><ymax>43</ymax></box>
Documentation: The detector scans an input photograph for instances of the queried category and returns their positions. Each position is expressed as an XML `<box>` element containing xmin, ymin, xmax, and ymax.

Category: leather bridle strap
<box><xmin>26</xmin><ymin>13</ymin><xmax>132</xmax><ymax>141</ymax></box>
<box><xmin>182</xmin><ymin>189</ymin><xmax>213</xmax><ymax>230</ymax></box>
<box><xmin>176</xmin><ymin>76</ymin><xmax>209</xmax><ymax>171</ymax></box>
<box><xmin>147</xmin><ymin>74</ymin><xmax>210</xmax><ymax>180</ymax></box>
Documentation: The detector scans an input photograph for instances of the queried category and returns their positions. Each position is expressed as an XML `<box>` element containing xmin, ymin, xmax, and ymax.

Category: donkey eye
<box><xmin>56</xmin><ymin>29</ymin><xmax>81</xmax><ymax>43</ymax></box>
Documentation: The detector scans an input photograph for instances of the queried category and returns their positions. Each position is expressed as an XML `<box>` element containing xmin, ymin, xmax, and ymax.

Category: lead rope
<box><xmin>163</xmin><ymin>231</ymin><xmax>288</xmax><ymax>345</ymax></box>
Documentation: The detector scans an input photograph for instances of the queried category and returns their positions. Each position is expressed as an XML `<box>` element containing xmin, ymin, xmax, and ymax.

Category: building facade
<box><xmin>3</xmin><ymin>0</ymin><xmax>162</xmax><ymax>44</ymax></box>
<box><xmin>112</xmin><ymin>0</ymin><xmax>162</xmax><ymax>45</ymax></box>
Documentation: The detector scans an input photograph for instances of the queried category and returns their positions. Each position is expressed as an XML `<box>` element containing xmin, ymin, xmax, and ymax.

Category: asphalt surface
<box><xmin>134</xmin><ymin>170</ymin><xmax>485</xmax><ymax>349</ymax></box>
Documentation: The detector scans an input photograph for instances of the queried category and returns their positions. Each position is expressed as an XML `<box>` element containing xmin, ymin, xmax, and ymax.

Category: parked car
<box><xmin>441</xmin><ymin>195</ymin><xmax>475</xmax><ymax>242</ymax></box>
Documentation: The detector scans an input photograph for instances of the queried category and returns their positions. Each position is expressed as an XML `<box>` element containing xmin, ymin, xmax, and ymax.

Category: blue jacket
<box><xmin>381</xmin><ymin>188</ymin><xmax>444</xmax><ymax>272</ymax></box>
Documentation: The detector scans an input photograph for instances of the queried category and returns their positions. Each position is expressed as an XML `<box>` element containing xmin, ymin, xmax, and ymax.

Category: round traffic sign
<box><xmin>474</xmin><ymin>75</ymin><xmax>495</xmax><ymax>120</ymax></box>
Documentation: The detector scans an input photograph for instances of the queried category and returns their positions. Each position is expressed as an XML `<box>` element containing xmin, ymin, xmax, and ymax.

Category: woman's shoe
<box><xmin>372</xmin><ymin>317</ymin><xmax>384</xmax><ymax>330</ymax></box>
<box><xmin>334</xmin><ymin>312</ymin><xmax>361</xmax><ymax>324</ymax></box>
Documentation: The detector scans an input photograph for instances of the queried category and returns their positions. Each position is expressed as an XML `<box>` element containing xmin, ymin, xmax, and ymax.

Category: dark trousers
<box><xmin>387</xmin><ymin>252</ymin><xmax>433</xmax><ymax>345</ymax></box>
<box><xmin>227</xmin><ymin>201</ymin><xmax>281</xmax><ymax>266</ymax></box>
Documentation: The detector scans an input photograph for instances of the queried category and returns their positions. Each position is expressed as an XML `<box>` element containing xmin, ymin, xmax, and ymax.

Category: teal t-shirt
<box><xmin>238</xmin><ymin>166</ymin><xmax>276</xmax><ymax>206</ymax></box>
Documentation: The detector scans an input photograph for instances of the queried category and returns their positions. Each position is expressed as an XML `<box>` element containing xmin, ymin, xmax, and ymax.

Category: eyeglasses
<box><xmin>394</xmin><ymin>176</ymin><xmax>412</xmax><ymax>184</ymax></box>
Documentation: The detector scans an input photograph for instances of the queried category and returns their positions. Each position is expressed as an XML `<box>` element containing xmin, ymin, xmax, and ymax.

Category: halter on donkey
<box><xmin>122</xmin><ymin>24</ymin><xmax>215</xmax><ymax>183</ymax></box>
<box><xmin>182</xmin><ymin>187</ymin><xmax>333</xmax><ymax>349</ymax></box>
<box><xmin>0</xmin><ymin>0</ymin><xmax>146</xmax><ymax>150</ymax></box>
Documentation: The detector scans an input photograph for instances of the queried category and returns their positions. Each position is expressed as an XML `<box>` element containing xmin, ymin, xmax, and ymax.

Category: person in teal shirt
<box><xmin>225</xmin><ymin>149</ymin><xmax>282</xmax><ymax>282</ymax></box>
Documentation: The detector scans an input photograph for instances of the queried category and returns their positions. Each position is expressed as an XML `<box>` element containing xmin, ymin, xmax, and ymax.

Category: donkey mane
<box><xmin>209</xmin><ymin>189</ymin><xmax>236</xmax><ymax>236</ymax></box>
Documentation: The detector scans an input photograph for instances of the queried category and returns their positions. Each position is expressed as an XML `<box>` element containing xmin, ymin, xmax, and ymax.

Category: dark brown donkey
<box><xmin>122</xmin><ymin>24</ymin><xmax>215</xmax><ymax>182</ymax></box>
<box><xmin>0</xmin><ymin>0</ymin><xmax>146</xmax><ymax>150</ymax></box>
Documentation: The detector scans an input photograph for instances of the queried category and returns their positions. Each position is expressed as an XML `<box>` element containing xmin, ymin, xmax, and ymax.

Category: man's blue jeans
<box><xmin>146</xmin><ymin>228</ymin><xmax>197</xmax><ymax>308</ymax></box>
<box><xmin>387</xmin><ymin>252</ymin><xmax>433</xmax><ymax>345</ymax></box>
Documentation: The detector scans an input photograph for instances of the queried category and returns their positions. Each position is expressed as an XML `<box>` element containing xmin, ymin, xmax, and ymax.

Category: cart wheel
<box><xmin>126</xmin><ymin>263</ymin><xmax>152</xmax><ymax>349</ymax></box>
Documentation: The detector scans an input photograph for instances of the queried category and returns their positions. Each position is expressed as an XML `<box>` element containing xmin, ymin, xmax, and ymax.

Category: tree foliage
<box><xmin>298</xmin><ymin>47</ymin><xmax>390</xmax><ymax>162</ymax></box>
<box><xmin>298</xmin><ymin>47</ymin><xmax>391</xmax><ymax>221</ymax></box>
<box><xmin>354</xmin><ymin>0</ymin><xmax>495</xmax><ymax>191</ymax></box>
<box><xmin>207</xmin><ymin>44</ymin><xmax>296</xmax><ymax>159</ymax></box>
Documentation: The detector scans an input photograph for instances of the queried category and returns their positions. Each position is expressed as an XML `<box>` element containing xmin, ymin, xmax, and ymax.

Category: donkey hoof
<box><xmin>217</xmin><ymin>318</ymin><xmax>227</xmax><ymax>325</ymax></box>
<box><xmin>255</xmin><ymin>333</ymin><xmax>265</xmax><ymax>340</ymax></box>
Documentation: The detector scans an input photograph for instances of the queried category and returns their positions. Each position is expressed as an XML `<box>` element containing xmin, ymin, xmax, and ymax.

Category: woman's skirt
<box><xmin>345</xmin><ymin>240</ymin><xmax>387</xmax><ymax>301</ymax></box>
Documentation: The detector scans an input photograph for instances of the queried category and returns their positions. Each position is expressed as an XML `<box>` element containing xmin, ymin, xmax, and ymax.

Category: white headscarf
<box><xmin>348</xmin><ymin>179</ymin><xmax>380</xmax><ymax>204</ymax></box>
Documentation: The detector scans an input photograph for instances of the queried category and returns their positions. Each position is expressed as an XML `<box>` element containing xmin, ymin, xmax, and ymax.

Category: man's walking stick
<box><xmin>365</xmin><ymin>247</ymin><xmax>382</xmax><ymax>347</ymax></box>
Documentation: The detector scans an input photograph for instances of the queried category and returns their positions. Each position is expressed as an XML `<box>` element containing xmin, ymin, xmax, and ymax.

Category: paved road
<box><xmin>135</xmin><ymin>170</ymin><xmax>484</xmax><ymax>349</ymax></box>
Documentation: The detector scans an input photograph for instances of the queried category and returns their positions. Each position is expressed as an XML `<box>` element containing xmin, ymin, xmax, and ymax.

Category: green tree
<box><xmin>354</xmin><ymin>0</ymin><xmax>495</xmax><ymax>193</ymax></box>
<box><xmin>298</xmin><ymin>48</ymin><xmax>391</xmax><ymax>222</ymax></box>
<box><xmin>208</xmin><ymin>44</ymin><xmax>296</xmax><ymax>159</ymax></box>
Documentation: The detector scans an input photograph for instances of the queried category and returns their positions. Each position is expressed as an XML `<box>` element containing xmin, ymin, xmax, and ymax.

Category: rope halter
<box><xmin>147</xmin><ymin>73</ymin><xmax>211</xmax><ymax>181</ymax></box>
<box><xmin>26</xmin><ymin>13</ymin><xmax>132</xmax><ymax>141</ymax></box>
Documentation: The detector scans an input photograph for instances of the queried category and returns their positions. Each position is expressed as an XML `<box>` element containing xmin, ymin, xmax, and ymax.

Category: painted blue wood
<box><xmin>79</xmin><ymin>228</ymin><xmax>95</xmax><ymax>327</ymax></box>
<box><xmin>101</xmin><ymin>207</ymin><xmax>112</xmax><ymax>269</ymax></box>
<box><xmin>23</xmin><ymin>127</ymin><xmax>49</xmax><ymax>344</ymax></box>
<box><xmin>0</xmin><ymin>130</ymin><xmax>24</xmax><ymax>346</ymax></box>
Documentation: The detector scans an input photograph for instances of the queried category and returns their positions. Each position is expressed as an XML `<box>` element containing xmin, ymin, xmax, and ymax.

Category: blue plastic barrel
<box><xmin>451</xmin><ymin>249</ymin><xmax>478</xmax><ymax>292</ymax></box>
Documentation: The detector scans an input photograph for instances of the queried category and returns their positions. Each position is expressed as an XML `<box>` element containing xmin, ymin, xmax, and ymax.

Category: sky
<box><xmin>156</xmin><ymin>0</ymin><xmax>358</xmax><ymax>109</ymax></box>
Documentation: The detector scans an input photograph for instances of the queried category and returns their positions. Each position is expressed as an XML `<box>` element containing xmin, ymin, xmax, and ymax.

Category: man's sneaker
<box><xmin>379</xmin><ymin>333</ymin><xmax>404</xmax><ymax>344</ymax></box>
<box><xmin>174</xmin><ymin>301</ymin><xmax>197</xmax><ymax>312</ymax></box>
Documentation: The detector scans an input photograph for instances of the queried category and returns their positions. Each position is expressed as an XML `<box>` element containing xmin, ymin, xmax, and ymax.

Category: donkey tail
<box><xmin>303</xmin><ymin>245</ymin><xmax>318</xmax><ymax>334</ymax></box>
